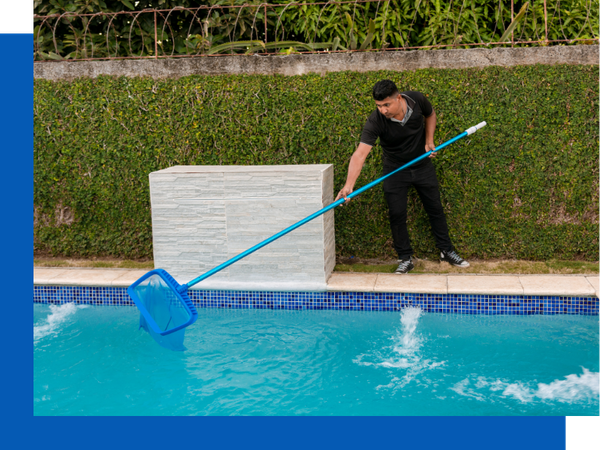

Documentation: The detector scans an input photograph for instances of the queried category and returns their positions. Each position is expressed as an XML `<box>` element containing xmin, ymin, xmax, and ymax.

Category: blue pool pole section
<box><xmin>180</xmin><ymin>121</ymin><xmax>487</xmax><ymax>292</ymax></box>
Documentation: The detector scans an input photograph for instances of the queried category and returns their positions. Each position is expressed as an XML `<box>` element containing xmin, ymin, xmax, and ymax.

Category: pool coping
<box><xmin>33</xmin><ymin>267</ymin><xmax>599</xmax><ymax>298</ymax></box>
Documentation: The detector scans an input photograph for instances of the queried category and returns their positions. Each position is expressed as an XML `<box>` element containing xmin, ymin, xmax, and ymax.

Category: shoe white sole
<box><xmin>440</xmin><ymin>253</ymin><xmax>470</xmax><ymax>268</ymax></box>
<box><xmin>395</xmin><ymin>262</ymin><xmax>414</xmax><ymax>274</ymax></box>
<box><xmin>440</xmin><ymin>261</ymin><xmax>470</xmax><ymax>268</ymax></box>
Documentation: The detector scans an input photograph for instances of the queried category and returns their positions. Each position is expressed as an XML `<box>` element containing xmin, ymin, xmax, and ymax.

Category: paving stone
<box><xmin>111</xmin><ymin>270</ymin><xmax>153</xmax><ymax>287</ymax></box>
<box><xmin>586</xmin><ymin>276</ymin><xmax>599</xmax><ymax>297</ymax></box>
<box><xmin>374</xmin><ymin>274</ymin><xmax>448</xmax><ymax>294</ymax></box>
<box><xmin>326</xmin><ymin>273</ymin><xmax>377</xmax><ymax>292</ymax></box>
<box><xmin>519</xmin><ymin>275</ymin><xmax>596</xmax><ymax>297</ymax></box>
<box><xmin>33</xmin><ymin>268</ymin><xmax>70</xmax><ymax>284</ymax></box>
<box><xmin>35</xmin><ymin>269</ymin><xmax>128</xmax><ymax>286</ymax></box>
<box><xmin>448</xmin><ymin>275</ymin><xmax>524</xmax><ymax>295</ymax></box>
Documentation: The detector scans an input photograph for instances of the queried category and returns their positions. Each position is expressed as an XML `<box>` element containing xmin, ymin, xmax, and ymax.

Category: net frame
<box><xmin>127</xmin><ymin>268</ymin><xmax>198</xmax><ymax>336</ymax></box>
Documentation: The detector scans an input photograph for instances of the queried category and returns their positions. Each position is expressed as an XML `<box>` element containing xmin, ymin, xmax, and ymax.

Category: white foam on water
<box><xmin>376</xmin><ymin>377</ymin><xmax>400</xmax><ymax>390</ymax></box>
<box><xmin>477</xmin><ymin>377</ymin><xmax>507</xmax><ymax>392</ymax></box>
<box><xmin>505</xmin><ymin>368</ymin><xmax>599</xmax><ymax>403</ymax></box>
<box><xmin>34</xmin><ymin>303</ymin><xmax>80</xmax><ymax>342</ymax></box>
<box><xmin>353</xmin><ymin>307</ymin><xmax>445</xmax><ymax>391</ymax></box>
<box><xmin>379</xmin><ymin>359</ymin><xmax>412</xmax><ymax>369</ymax></box>
<box><xmin>450</xmin><ymin>379</ymin><xmax>487</xmax><ymax>401</ymax></box>
<box><xmin>395</xmin><ymin>306</ymin><xmax>423</xmax><ymax>354</ymax></box>
<box><xmin>450</xmin><ymin>369</ymin><xmax>599</xmax><ymax>405</ymax></box>
<box><xmin>352</xmin><ymin>354</ymin><xmax>375</xmax><ymax>367</ymax></box>
<box><xmin>502</xmin><ymin>382</ymin><xmax>536</xmax><ymax>403</ymax></box>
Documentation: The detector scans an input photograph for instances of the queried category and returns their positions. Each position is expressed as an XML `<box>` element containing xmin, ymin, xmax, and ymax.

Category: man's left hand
<box><xmin>426</xmin><ymin>142</ymin><xmax>437</xmax><ymax>158</ymax></box>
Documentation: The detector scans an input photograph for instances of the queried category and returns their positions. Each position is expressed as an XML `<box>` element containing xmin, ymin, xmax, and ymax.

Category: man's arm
<box><xmin>334</xmin><ymin>142</ymin><xmax>373</xmax><ymax>204</ymax></box>
<box><xmin>425</xmin><ymin>109</ymin><xmax>437</xmax><ymax>158</ymax></box>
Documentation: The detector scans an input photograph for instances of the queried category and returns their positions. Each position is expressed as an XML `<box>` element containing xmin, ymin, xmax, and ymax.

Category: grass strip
<box><xmin>34</xmin><ymin>258</ymin><xmax>598</xmax><ymax>274</ymax></box>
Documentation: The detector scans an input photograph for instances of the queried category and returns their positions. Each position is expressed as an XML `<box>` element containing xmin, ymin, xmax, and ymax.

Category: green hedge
<box><xmin>34</xmin><ymin>64</ymin><xmax>599</xmax><ymax>261</ymax></box>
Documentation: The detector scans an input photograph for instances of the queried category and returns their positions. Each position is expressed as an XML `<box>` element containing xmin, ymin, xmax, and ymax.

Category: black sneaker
<box><xmin>395</xmin><ymin>258</ymin><xmax>414</xmax><ymax>274</ymax></box>
<box><xmin>440</xmin><ymin>250</ymin><xmax>470</xmax><ymax>268</ymax></box>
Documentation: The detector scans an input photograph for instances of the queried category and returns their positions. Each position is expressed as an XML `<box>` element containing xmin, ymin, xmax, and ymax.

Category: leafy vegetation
<box><xmin>34</xmin><ymin>65</ymin><xmax>599</xmax><ymax>261</ymax></box>
<box><xmin>34</xmin><ymin>0</ymin><xmax>599</xmax><ymax>60</ymax></box>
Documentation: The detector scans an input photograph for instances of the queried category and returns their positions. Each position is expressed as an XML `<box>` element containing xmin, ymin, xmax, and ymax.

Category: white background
<box><xmin>0</xmin><ymin>2</ymin><xmax>33</xmax><ymax>34</ymax></box>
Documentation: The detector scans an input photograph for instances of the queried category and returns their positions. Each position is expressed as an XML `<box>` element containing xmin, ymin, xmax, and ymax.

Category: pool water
<box><xmin>34</xmin><ymin>304</ymin><xmax>599</xmax><ymax>416</ymax></box>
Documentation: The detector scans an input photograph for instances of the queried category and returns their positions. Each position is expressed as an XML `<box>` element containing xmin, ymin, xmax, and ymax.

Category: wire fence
<box><xmin>34</xmin><ymin>0</ymin><xmax>599</xmax><ymax>61</ymax></box>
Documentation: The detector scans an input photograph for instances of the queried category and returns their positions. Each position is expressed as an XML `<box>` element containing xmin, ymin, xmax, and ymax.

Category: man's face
<box><xmin>374</xmin><ymin>94</ymin><xmax>402</xmax><ymax>118</ymax></box>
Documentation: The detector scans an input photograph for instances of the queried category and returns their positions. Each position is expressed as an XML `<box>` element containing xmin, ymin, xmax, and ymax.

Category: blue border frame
<box><xmin>4</xmin><ymin>31</ymin><xmax>36</xmax><ymax>447</ymax></box>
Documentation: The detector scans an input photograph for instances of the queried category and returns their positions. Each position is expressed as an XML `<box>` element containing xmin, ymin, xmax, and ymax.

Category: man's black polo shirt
<box><xmin>360</xmin><ymin>91</ymin><xmax>434</xmax><ymax>167</ymax></box>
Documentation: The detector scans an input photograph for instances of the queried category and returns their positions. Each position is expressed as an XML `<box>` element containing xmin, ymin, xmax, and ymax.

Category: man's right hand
<box><xmin>335</xmin><ymin>186</ymin><xmax>354</xmax><ymax>205</ymax></box>
<box><xmin>336</xmin><ymin>143</ymin><xmax>373</xmax><ymax>206</ymax></box>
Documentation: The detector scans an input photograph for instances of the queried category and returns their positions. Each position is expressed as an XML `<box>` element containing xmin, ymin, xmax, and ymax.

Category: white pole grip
<box><xmin>466</xmin><ymin>121</ymin><xmax>487</xmax><ymax>135</ymax></box>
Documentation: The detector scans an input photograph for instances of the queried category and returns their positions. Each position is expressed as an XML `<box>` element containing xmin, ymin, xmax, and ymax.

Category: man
<box><xmin>334</xmin><ymin>79</ymin><xmax>469</xmax><ymax>274</ymax></box>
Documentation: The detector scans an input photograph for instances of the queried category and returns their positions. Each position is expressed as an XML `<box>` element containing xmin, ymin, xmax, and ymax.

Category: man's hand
<box><xmin>335</xmin><ymin>186</ymin><xmax>354</xmax><ymax>205</ymax></box>
<box><xmin>426</xmin><ymin>142</ymin><xmax>437</xmax><ymax>158</ymax></box>
<box><xmin>424</xmin><ymin>109</ymin><xmax>437</xmax><ymax>158</ymax></box>
<box><xmin>336</xmin><ymin>143</ymin><xmax>372</xmax><ymax>205</ymax></box>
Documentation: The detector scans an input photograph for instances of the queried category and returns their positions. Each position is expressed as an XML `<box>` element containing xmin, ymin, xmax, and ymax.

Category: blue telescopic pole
<box><xmin>180</xmin><ymin>121</ymin><xmax>487</xmax><ymax>292</ymax></box>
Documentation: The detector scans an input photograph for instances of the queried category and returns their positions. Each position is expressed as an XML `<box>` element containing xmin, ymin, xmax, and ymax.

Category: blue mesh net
<box><xmin>131</xmin><ymin>274</ymin><xmax>191</xmax><ymax>351</ymax></box>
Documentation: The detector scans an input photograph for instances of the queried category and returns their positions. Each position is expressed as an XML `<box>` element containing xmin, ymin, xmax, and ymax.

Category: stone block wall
<box><xmin>149</xmin><ymin>165</ymin><xmax>335</xmax><ymax>291</ymax></box>
<box><xmin>34</xmin><ymin>45</ymin><xmax>598</xmax><ymax>80</ymax></box>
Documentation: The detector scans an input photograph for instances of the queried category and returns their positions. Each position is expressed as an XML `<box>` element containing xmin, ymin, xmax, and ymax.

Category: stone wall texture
<box><xmin>34</xmin><ymin>45</ymin><xmax>598</xmax><ymax>80</ymax></box>
<box><xmin>149</xmin><ymin>165</ymin><xmax>335</xmax><ymax>291</ymax></box>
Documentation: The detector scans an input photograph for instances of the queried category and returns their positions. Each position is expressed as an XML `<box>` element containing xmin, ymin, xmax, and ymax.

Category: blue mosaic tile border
<box><xmin>34</xmin><ymin>285</ymin><xmax>599</xmax><ymax>316</ymax></box>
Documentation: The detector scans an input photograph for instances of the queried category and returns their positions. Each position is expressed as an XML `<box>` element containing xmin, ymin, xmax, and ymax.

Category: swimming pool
<box><xmin>34</xmin><ymin>303</ymin><xmax>599</xmax><ymax>416</ymax></box>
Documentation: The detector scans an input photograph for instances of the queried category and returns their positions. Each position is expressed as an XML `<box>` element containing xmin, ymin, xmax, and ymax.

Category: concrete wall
<box><xmin>34</xmin><ymin>45</ymin><xmax>598</xmax><ymax>80</ymax></box>
<box><xmin>149</xmin><ymin>165</ymin><xmax>335</xmax><ymax>291</ymax></box>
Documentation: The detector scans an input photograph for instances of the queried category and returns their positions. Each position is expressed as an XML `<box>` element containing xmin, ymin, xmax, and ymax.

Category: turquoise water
<box><xmin>34</xmin><ymin>303</ymin><xmax>599</xmax><ymax>416</ymax></box>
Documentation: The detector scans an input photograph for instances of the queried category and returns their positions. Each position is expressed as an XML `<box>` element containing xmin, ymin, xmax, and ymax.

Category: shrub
<box><xmin>34</xmin><ymin>64</ymin><xmax>599</xmax><ymax>260</ymax></box>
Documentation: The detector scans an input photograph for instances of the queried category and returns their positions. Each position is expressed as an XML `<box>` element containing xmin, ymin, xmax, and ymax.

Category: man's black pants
<box><xmin>382</xmin><ymin>159</ymin><xmax>454</xmax><ymax>260</ymax></box>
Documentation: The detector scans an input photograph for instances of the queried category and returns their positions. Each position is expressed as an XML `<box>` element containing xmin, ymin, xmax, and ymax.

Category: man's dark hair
<box><xmin>372</xmin><ymin>80</ymin><xmax>399</xmax><ymax>101</ymax></box>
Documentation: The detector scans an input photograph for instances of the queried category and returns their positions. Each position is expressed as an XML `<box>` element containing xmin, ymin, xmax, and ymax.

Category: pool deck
<box><xmin>33</xmin><ymin>267</ymin><xmax>599</xmax><ymax>297</ymax></box>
